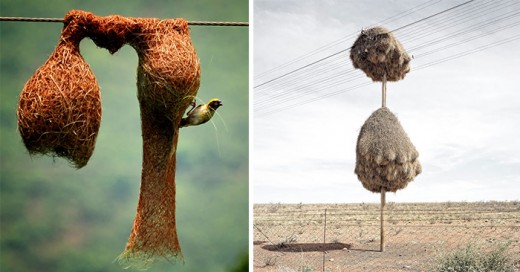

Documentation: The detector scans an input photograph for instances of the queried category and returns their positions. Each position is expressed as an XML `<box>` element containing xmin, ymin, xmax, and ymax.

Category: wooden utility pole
<box><xmin>380</xmin><ymin>73</ymin><xmax>387</xmax><ymax>253</ymax></box>
<box><xmin>380</xmin><ymin>187</ymin><xmax>386</xmax><ymax>252</ymax></box>
<box><xmin>382</xmin><ymin>73</ymin><xmax>387</xmax><ymax>108</ymax></box>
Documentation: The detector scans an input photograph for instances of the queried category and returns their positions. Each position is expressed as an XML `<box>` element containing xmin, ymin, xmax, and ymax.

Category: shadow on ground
<box><xmin>260</xmin><ymin>242</ymin><xmax>352</xmax><ymax>252</ymax></box>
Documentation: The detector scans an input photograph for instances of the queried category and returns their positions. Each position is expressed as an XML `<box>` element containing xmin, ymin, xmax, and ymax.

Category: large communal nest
<box><xmin>350</xmin><ymin>26</ymin><xmax>411</xmax><ymax>82</ymax></box>
<box><xmin>355</xmin><ymin>107</ymin><xmax>421</xmax><ymax>193</ymax></box>
<box><xmin>17</xmin><ymin>16</ymin><xmax>101</xmax><ymax>168</ymax></box>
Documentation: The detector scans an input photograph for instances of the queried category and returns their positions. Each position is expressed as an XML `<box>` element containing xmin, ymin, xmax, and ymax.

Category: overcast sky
<box><xmin>252</xmin><ymin>0</ymin><xmax>520</xmax><ymax>203</ymax></box>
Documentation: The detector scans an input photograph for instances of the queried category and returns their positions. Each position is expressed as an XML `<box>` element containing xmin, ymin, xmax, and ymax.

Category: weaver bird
<box><xmin>180</xmin><ymin>98</ymin><xmax>223</xmax><ymax>128</ymax></box>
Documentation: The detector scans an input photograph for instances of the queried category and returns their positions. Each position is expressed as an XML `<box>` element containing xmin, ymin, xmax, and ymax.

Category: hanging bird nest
<box><xmin>350</xmin><ymin>26</ymin><xmax>411</xmax><ymax>82</ymax></box>
<box><xmin>17</xmin><ymin>10</ymin><xmax>200</xmax><ymax>268</ymax></box>
<box><xmin>355</xmin><ymin>107</ymin><xmax>421</xmax><ymax>193</ymax></box>
<box><xmin>17</xmin><ymin>15</ymin><xmax>101</xmax><ymax>168</ymax></box>
<box><xmin>120</xmin><ymin>15</ymin><xmax>201</xmax><ymax>269</ymax></box>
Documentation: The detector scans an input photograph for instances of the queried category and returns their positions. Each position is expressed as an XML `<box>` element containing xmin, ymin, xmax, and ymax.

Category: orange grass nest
<box><xmin>17</xmin><ymin>10</ymin><xmax>201</xmax><ymax>268</ymax></box>
<box><xmin>17</xmin><ymin>15</ymin><xmax>101</xmax><ymax>168</ymax></box>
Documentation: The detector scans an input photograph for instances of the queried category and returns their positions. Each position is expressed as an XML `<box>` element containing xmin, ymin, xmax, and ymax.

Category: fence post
<box><xmin>380</xmin><ymin>188</ymin><xmax>386</xmax><ymax>252</ymax></box>
<box><xmin>322</xmin><ymin>208</ymin><xmax>327</xmax><ymax>272</ymax></box>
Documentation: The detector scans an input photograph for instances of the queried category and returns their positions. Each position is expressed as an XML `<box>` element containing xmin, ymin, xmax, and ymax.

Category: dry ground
<box><xmin>253</xmin><ymin>201</ymin><xmax>520</xmax><ymax>272</ymax></box>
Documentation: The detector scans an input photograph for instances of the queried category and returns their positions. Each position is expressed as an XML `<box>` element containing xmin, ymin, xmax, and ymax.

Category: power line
<box><xmin>254</xmin><ymin>1</ymin><xmax>520</xmax><ymax>116</ymax></box>
<box><xmin>414</xmin><ymin>20</ymin><xmax>520</xmax><ymax>58</ymax></box>
<box><xmin>414</xmin><ymin>33</ymin><xmax>520</xmax><ymax>71</ymax></box>
<box><xmin>255</xmin><ymin>68</ymin><xmax>361</xmax><ymax>107</ymax></box>
<box><xmin>255</xmin><ymin>1</ymin><xmax>507</xmax><ymax>97</ymax></box>
<box><xmin>255</xmin><ymin>81</ymin><xmax>371</xmax><ymax>117</ymax></box>
<box><xmin>255</xmin><ymin>54</ymin><xmax>349</xmax><ymax>93</ymax></box>
<box><xmin>0</xmin><ymin>16</ymin><xmax>249</xmax><ymax>26</ymax></box>
<box><xmin>254</xmin><ymin>0</ymin><xmax>475</xmax><ymax>88</ymax></box>
<box><xmin>392</xmin><ymin>0</ymin><xmax>475</xmax><ymax>32</ymax></box>
<box><xmin>254</xmin><ymin>0</ymin><xmax>444</xmax><ymax>79</ymax></box>
<box><xmin>407</xmin><ymin>9</ymin><xmax>520</xmax><ymax>52</ymax></box>
<box><xmin>254</xmin><ymin>49</ymin><xmax>348</xmax><ymax>89</ymax></box>
<box><xmin>396</xmin><ymin>0</ymin><xmax>511</xmax><ymax>42</ymax></box>
<box><xmin>255</xmin><ymin>33</ymin><xmax>520</xmax><ymax>117</ymax></box>
<box><xmin>262</xmin><ymin>0</ymin><xmax>517</xmax><ymax>94</ymax></box>
<box><xmin>0</xmin><ymin>17</ymin><xmax>63</xmax><ymax>23</ymax></box>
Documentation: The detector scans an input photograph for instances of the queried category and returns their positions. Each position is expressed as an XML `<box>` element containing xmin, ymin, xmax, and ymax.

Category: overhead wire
<box><xmin>407</xmin><ymin>8</ymin><xmax>520</xmax><ymax>52</ymax></box>
<box><xmin>254</xmin><ymin>0</ymin><xmax>520</xmax><ymax>117</ymax></box>
<box><xmin>254</xmin><ymin>0</ymin><xmax>476</xmax><ymax>88</ymax></box>
<box><xmin>0</xmin><ymin>16</ymin><xmax>249</xmax><ymax>26</ymax></box>
<box><xmin>255</xmin><ymin>64</ymin><xmax>359</xmax><ymax>107</ymax></box>
<box><xmin>255</xmin><ymin>54</ymin><xmax>349</xmax><ymax>94</ymax></box>
<box><xmin>397</xmin><ymin>0</ymin><xmax>504</xmax><ymax>42</ymax></box>
<box><xmin>254</xmin><ymin>0</ymin><xmax>444</xmax><ymax>79</ymax></box>
<box><xmin>256</xmin><ymin>32</ymin><xmax>520</xmax><ymax>117</ymax></box>
<box><xmin>256</xmin><ymin>82</ymin><xmax>372</xmax><ymax>117</ymax></box>
<box><xmin>414</xmin><ymin>20</ymin><xmax>520</xmax><ymax>59</ymax></box>
<box><xmin>391</xmin><ymin>0</ymin><xmax>476</xmax><ymax>32</ymax></box>
<box><xmin>256</xmin><ymin>2</ymin><xmax>476</xmax><ymax>105</ymax></box>
<box><xmin>255</xmin><ymin>0</ymin><xmax>509</xmax><ymax>91</ymax></box>
<box><xmin>414</xmin><ymin>33</ymin><xmax>520</xmax><ymax>71</ymax></box>
<box><xmin>258</xmin><ymin>0</ymin><xmax>516</xmax><ymax>95</ymax></box>
<box><xmin>254</xmin><ymin>49</ymin><xmax>348</xmax><ymax>89</ymax></box>
<box><xmin>255</xmin><ymin>31</ymin><xmax>520</xmax><ymax>117</ymax></box>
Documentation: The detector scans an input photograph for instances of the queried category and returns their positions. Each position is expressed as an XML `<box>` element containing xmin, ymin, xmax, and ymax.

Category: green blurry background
<box><xmin>0</xmin><ymin>1</ymin><xmax>248</xmax><ymax>271</ymax></box>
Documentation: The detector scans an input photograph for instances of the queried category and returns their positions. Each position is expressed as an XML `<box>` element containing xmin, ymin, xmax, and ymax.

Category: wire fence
<box><xmin>253</xmin><ymin>201</ymin><xmax>520</xmax><ymax>272</ymax></box>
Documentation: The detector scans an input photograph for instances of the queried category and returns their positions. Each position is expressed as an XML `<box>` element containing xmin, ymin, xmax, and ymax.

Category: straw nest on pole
<box><xmin>355</xmin><ymin>107</ymin><xmax>421</xmax><ymax>193</ymax></box>
<box><xmin>350</xmin><ymin>26</ymin><xmax>416</xmax><ymax>253</ymax></box>
<box><xmin>350</xmin><ymin>26</ymin><xmax>411</xmax><ymax>82</ymax></box>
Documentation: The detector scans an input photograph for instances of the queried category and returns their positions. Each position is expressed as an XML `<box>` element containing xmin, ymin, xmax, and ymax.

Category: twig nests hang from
<box><xmin>17</xmin><ymin>14</ymin><xmax>101</xmax><ymax>168</ymax></box>
<box><xmin>350</xmin><ymin>26</ymin><xmax>411</xmax><ymax>82</ymax></box>
<box><xmin>355</xmin><ymin>108</ymin><xmax>421</xmax><ymax>193</ymax></box>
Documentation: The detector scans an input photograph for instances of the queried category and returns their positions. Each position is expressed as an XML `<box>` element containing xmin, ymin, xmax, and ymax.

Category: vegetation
<box><xmin>0</xmin><ymin>0</ymin><xmax>248</xmax><ymax>271</ymax></box>
<box><xmin>433</xmin><ymin>242</ymin><xmax>515</xmax><ymax>272</ymax></box>
<box><xmin>253</xmin><ymin>202</ymin><xmax>519</xmax><ymax>271</ymax></box>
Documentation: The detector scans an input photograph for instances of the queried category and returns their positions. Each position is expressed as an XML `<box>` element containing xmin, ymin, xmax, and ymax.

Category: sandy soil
<box><xmin>253</xmin><ymin>201</ymin><xmax>520</xmax><ymax>272</ymax></box>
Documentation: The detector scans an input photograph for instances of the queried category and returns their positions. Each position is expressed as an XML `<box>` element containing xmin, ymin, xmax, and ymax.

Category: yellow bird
<box><xmin>180</xmin><ymin>98</ymin><xmax>223</xmax><ymax>128</ymax></box>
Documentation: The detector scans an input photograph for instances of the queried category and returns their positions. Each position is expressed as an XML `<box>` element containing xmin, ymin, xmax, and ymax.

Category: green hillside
<box><xmin>0</xmin><ymin>1</ymin><xmax>248</xmax><ymax>271</ymax></box>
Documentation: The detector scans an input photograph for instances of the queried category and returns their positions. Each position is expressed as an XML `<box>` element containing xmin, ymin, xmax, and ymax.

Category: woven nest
<box><xmin>355</xmin><ymin>107</ymin><xmax>421</xmax><ymax>193</ymax></box>
<box><xmin>17</xmin><ymin>10</ymin><xmax>200</xmax><ymax>268</ymax></box>
<box><xmin>350</xmin><ymin>26</ymin><xmax>411</xmax><ymax>82</ymax></box>
<box><xmin>17</xmin><ymin>17</ymin><xmax>101</xmax><ymax>168</ymax></box>
<box><xmin>64</xmin><ymin>11</ymin><xmax>200</xmax><ymax>268</ymax></box>
<box><xmin>121</xmin><ymin>16</ymin><xmax>200</xmax><ymax>268</ymax></box>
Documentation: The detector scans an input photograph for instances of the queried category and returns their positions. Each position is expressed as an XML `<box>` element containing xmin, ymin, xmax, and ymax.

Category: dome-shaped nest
<box><xmin>17</xmin><ymin>10</ymin><xmax>201</xmax><ymax>269</ymax></box>
<box><xmin>17</xmin><ymin>19</ymin><xmax>101</xmax><ymax>169</ymax></box>
<box><xmin>355</xmin><ymin>107</ymin><xmax>421</xmax><ymax>193</ymax></box>
<box><xmin>350</xmin><ymin>26</ymin><xmax>411</xmax><ymax>82</ymax></box>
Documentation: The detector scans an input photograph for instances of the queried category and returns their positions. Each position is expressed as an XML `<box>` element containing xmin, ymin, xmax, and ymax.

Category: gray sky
<box><xmin>253</xmin><ymin>0</ymin><xmax>520</xmax><ymax>203</ymax></box>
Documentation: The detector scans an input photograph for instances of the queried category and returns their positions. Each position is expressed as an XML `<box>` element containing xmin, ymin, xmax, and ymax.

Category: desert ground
<box><xmin>253</xmin><ymin>201</ymin><xmax>520</xmax><ymax>272</ymax></box>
